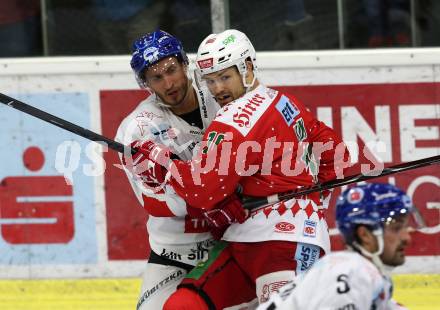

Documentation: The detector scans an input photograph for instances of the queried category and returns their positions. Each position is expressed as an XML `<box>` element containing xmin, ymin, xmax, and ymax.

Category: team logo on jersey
<box><xmin>303</xmin><ymin>219</ymin><xmax>317</xmax><ymax>237</ymax></box>
<box><xmin>197</xmin><ymin>58</ymin><xmax>213</xmax><ymax>69</ymax></box>
<box><xmin>347</xmin><ymin>188</ymin><xmax>364</xmax><ymax>204</ymax></box>
<box><xmin>135</xmin><ymin>111</ymin><xmax>163</xmax><ymax>136</ymax></box>
<box><xmin>260</xmin><ymin>280</ymin><xmax>290</xmax><ymax>303</ymax></box>
<box><xmin>294</xmin><ymin>118</ymin><xmax>307</xmax><ymax>141</ymax></box>
<box><xmin>275</xmin><ymin>221</ymin><xmax>295</xmax><ymax>233</ymax></box>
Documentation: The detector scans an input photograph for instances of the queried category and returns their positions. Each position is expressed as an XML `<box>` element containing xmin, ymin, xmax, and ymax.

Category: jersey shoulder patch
<box><xmin>275</xmin><ymin>95</ymin><xmax>300</xmax><ymax>127</ymax></box>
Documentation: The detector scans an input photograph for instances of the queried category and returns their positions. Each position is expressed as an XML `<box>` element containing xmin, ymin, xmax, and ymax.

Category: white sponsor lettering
<box><xmin>342</xmin><ymin>105</ymin><xmax>392</xmax><ymax>163</ymax></box>
<box><xmin>399</xmin><ymin>104</ymin><xmax>440</xmax><ymax>161</ymax></box>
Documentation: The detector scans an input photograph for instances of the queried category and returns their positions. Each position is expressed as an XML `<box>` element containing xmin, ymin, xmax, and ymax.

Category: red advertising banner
<box><xmin>275</xmin><ymin>83</ymin><xmax>440</xmax><ymax>255</ymax></box>
<box><xmin>101</xmin><ymin>83</ymin><xmax>440</xmax><ymax>260</ymax></box>
<box><xmin>100</xmin><ymin>90</ymin><xmax>150</xmax><ymax>260</ymax></box>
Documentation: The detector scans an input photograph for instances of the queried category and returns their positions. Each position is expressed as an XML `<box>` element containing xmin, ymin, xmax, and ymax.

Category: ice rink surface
<box><xmin>0</xmin><ymin>274</ymin><xmax>439</xmax><ymax>310</ymax></box>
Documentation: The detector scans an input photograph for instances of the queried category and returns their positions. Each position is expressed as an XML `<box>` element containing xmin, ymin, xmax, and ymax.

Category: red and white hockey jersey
<box><xmin>115</xmin><ymin>84</ymin><xmax>220</xmax><ymax>266</ymax></box>
<box><xmin>167</xmin><ymin>84</ymin><xmax>350</xmax><ymax>253</ymax></box>
<box><xmin>257</xmin><ymin>251</ymin><xmax>407</xmax><ymax>310</ymax></box>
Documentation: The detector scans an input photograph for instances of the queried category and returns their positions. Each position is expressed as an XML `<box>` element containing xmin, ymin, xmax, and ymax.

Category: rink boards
<box><xmin>0</xmin><ymin>275</ymin><xmax>439</xmax><ymax>310</ymax></box>
<box><xmin>0</xmin><ymin>49</ymin><xmax>439</xmax><ymax>280</ymax></box>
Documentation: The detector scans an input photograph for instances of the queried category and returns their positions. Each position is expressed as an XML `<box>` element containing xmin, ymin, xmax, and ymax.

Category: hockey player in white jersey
<box><xmin>115</xmin><ymin>30</ymin><xmax>221</xmax><ymax>309</ymax></box>
<box><xmin>258</xmin><ymin>182</ymin><xmax>426</xmax><ymax>310</ymax></box>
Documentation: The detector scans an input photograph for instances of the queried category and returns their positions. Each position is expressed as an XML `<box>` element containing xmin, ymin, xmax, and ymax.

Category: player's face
<box><xmin>201</xmin><ymin>67</ymin><xmax>246</xmax><ymax>106</ymax></box>
<box><xmin>380</xmin><ymin>215</ymin><xmax>412</xmax><ymax>266</ymax></box>
<box><xmin>145</xmin><ymin>57</ymin><xmax>189</xmax><ymax>107</ymax></box>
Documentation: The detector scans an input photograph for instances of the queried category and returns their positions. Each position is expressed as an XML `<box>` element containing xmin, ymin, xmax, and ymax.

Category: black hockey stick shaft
<box><xmin>3</xmin><ymin>93</ymin><xmax>438</xmax><ymax>209</ymax></box>
<box><xmin>0</xmin><ymin>93</ymin><xmax>135</xmax><ymax>155</ymax></box>
<box><xmin>242</xmin><ymin>154</ymin><xmax>440</xmax><ymax>210</ymax></box>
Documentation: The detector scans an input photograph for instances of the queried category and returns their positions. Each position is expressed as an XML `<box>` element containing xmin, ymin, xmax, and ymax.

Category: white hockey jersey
<box><xmin>115</xmin><ymin>84</ymin><xmax>220</xmax><ymax>266</ymax></box>
<box><xmin>257</xmin><ymin>251</ymin><xmax>407</xmax><ymax>310</ymax></box>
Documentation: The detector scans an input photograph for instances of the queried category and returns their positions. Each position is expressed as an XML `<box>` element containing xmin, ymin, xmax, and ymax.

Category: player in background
<box><xmin>126</xmin><ymin>29</ymin><xmax>351</xmax><ymax>308</ymax></box>
<box><xmin>257</xmin><ymin>183</ymin><xmax>425</xmax><ymax>310</ymax></box>
<box><xmin>115</xmin><ymin>30</ymin><xmax>221</xmax><ymax>310</ymax></box>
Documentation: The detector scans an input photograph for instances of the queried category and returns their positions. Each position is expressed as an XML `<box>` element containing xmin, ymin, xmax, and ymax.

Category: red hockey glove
<box><xmin>202</xmin><ymin>193</ymin><xmax>249</xmax><ymax>239</ymax></box>
<box><xmin>122</xmin><ymin>140</ymin><xmax>171</xmax><ymax>186</ymax></box>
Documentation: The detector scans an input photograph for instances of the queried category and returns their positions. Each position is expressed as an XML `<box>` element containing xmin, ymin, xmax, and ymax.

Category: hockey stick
<box><xmin>3</xmin><ymin>93</ymin><xmax>438</xmax><ymax>210</ymax></box>
<box><xmin>242</xmin><ymin>154</ymin><xmax>440</xmax><ymax>210</ymax></box>
<box><xmin>0</xmin><ymin>92</ymin><xmax>135</xmax><ymax>155</ymax></box>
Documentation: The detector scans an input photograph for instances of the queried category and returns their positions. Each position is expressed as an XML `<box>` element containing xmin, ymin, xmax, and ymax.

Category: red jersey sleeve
<box><xmin>168</xmin><ymin>120</ymin><xmax>245</xmax><ymax>210</ymax></box>
<box><xmin>284</xmin><ymin>93</ymin><xmax>351</xmax><ymax>182</ymax></box>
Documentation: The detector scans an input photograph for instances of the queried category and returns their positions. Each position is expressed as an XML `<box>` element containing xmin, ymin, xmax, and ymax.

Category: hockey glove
<box><xmin>122</xmin><ymin>140</ymin><xmax>171</xmax><ymax>186</ymax></box>
<box><xmin>202</xmin><ymin>193</ymin><xmax>249</xmax><ymax>239</ymax></box>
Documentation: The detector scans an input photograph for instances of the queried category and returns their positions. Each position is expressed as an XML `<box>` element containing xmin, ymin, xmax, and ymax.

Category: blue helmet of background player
<box><xmin>130</xmin><ymin>30</ymin><xmax>189</xmax><ymax>88</ymax></box>
<box><xmin>335</xmin><ymin>183</ymin><xmax>423</xmax><ymax>246</ymax></box>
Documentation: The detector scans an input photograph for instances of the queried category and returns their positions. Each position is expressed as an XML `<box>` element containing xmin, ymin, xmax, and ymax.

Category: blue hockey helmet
<box><xmin>130</xmin><ymin>30</ymin><xmax>189</xmax><ymax>88</ymax></box>
<box><xmin>335</xmin><ymin>183</ymin><xmax>422</xmax><ymax>245</ymax></box>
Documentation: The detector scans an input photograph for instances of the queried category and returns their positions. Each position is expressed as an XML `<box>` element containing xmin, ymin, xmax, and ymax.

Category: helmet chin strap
<box><xmin>237</xmin><ymin>60</ymin><xmax>257</xmax><ymax>93</ymax></box>
<box><xmin>351</xmin><ymin>229</ymin><xmax>393</xmax><ymax>276</ymax></box>
<box><xmin>242</xmin><ymin>72</ymin><xmax>257</xmax><ymax>93</ymax></box>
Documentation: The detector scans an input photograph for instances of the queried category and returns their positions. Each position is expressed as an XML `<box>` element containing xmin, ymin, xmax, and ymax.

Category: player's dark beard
<box><xmin>161</xmin><ymin>78</ymin><xmax>190</xmax><ymax>108</ymax></box>
<box><xmin>176</xmin><ymin>82</ymin><xmax>189</xmax><ymax>106</ymax></box>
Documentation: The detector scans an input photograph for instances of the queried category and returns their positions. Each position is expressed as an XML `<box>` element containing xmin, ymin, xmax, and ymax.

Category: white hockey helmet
<box><xmin>195</xmin><ymin>29</ymin><xmax>258</xmax><ymax>88</ymax></box>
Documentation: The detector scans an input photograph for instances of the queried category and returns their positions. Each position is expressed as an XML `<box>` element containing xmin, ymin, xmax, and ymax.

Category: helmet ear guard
<box><xmin>242</xmin><ymin>58</ymin><xmax>257</xmax><ymax>89</ymax></box>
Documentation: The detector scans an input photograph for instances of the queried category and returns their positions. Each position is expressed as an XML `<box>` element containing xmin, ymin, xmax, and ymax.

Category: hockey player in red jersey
<box><xmin>124</xmin><ymin>29</ymin><xmax>351</xmax><ymax>308</ymax></box>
